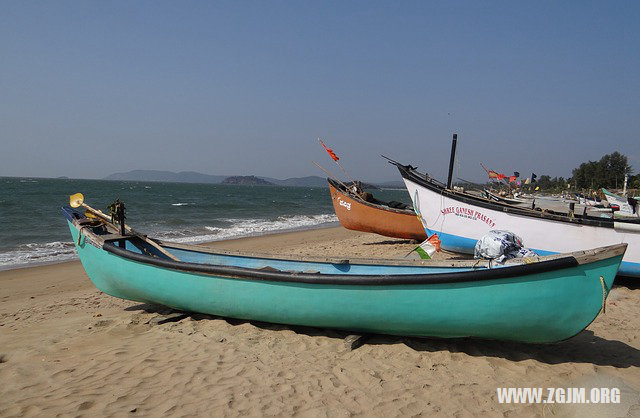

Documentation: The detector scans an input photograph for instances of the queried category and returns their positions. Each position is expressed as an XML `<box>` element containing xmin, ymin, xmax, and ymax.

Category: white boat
<box><xmin>388</xmin><ymin>161</ymin><xmax>640</xmax><ymax>278</ymax></box>
<box><xmin>602</xmin><ymin>188</ymin><xmax>639</xmax><ymax>218</ymax></box>
<box><xmin>574</xmin><ymin>193</ymin><xmax>603</xmax><ymax>207</ymax></box>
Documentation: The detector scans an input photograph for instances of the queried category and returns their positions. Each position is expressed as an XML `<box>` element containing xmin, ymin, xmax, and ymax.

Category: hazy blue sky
<box><xmin>2</xmin><ymin>1</ymin><xmax>639</xmax><ymax>182</ymax></box>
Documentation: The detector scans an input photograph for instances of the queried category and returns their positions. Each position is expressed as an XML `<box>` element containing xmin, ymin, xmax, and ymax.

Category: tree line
<box><xmin>570</xmin><ymin>152</ymin><xmax>634</xmax><ymax>191</ymax></box>
<box><xmin>490</xmin><ymin>152</ymin><xmax>637</xmax><ymax>193</ymax></box>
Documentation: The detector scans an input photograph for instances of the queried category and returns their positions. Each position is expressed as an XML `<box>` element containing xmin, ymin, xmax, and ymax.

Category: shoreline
<box><xmin>0</xmin><ymin>220</ymin><xmax>342</xmax><ymax>273</ymax></box>
<box><xmin>0</xmin><ymin>224</ymin><xmax>423</xmax><ymax>277</ymax></box>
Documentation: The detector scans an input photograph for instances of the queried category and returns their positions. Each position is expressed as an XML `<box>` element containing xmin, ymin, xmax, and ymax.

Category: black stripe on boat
<box><xmin>328</xmin><ymin>177</ymin><xmax>416</xmax><ymax>215</ymax></box>
<box><xmin>102</xmin><ymin>241</ymin><xmax>579</xmax><ymax>286</ymax></box>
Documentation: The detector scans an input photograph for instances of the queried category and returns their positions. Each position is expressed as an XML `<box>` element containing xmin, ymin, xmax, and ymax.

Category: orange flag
<box><xmin>319</xmin><ymin>139</ymin><xmax>339</xmax><ymax>162</ymax></box>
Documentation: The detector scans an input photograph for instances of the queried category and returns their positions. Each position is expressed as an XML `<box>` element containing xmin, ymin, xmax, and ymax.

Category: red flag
<box><xmin>508</xmin><ymin>176</ymin><xmax>517</xmax><ymax>183</ymax></box>
<box><xmin>497</xmin><ymin>173</ymin><xmax>506</xmax><ymax>180</ymax></box>
<box><xmin>319</xmin><ymin>139</ymin><xmax>339</xmax><ymax>162</ymax></box>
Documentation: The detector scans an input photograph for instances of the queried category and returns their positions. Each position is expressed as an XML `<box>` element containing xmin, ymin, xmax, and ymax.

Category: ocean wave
<box><xmin>171</xmin><ymin>203</ymin><xmax>192</xmax><ymax>206</ymax></box>
<box><xmin>0</xmin><ymin>214</ymin><xmax>338</xmax><ymax>269</ymax></box>
<box><xmin>0</xmin><ymin>241</ymin><xmax>77</xmax><ymax>269</ymax></box>
<box><xmin>155</xmin><ymin>213</ymin><xmax>338</xmax><ymax>244</ymax></box>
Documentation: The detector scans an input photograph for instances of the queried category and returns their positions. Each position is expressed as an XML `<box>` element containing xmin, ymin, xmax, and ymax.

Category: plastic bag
<box><xmin>474</xmin><ymin>230</ymin><xmax>536</xmax><ymax>263</ymax></box>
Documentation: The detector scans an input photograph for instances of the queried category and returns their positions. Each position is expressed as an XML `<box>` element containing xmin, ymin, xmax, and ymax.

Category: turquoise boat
<box><xmin>63</xmin><ymin>206</ymin><xmax>625</xmax><ymax>343</ymax></box>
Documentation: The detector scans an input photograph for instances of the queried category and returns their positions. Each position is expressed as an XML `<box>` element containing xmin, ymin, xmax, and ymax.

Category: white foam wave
<box><xmin>0</xmin><ymin>214</ymin><xmax>338</xmax><ymax>269</ymax></box>
<box><xmin>171</xmin><ymin>203</ymin><xmax>192</xmax><ymax>206</ymax></box>
<box><xmin>0</xmin><ymin>241</ymin><xmax>77</xmax><ymax>270</ymax></box>
<box><xmin>156</xmin><ymin>213</ymin><xmax>338</xmax><ymax>244</ymax></box>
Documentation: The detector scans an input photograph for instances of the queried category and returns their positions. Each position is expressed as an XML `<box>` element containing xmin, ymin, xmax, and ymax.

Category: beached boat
<box><xmin>389</xmin><ymin>160</ymin><xmax>640</xmax><ymax>278</ymax></box>
<box><xmin>63</xmin><ymin>204</ymin><xmax>624</xmax><ymax>343</ymax></box>
<box><xmin>328</xmin><ymin>178</ymin><xmax>427</xmax><ymax>241</ymax></box>
<box><xmin>602</xmin><ymin>188</ymin><xmax>639</xmax><ymax>218</ymax></box>
<box><xmin>574</xmin><ymin>193</ymin><xmax>603</xmax><ymax>207</ymax></box>
<box><xmin>482</xmin><ymin>189</ymin><xmax>530</xmax><ymax>205</ymax></box>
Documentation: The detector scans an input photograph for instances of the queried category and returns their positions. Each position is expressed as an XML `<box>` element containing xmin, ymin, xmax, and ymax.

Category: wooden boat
<box><xmin>328</xmin><ymin>178</ymin><xmax>427</xmax><ymax>241</ymax></box>
<box><xmin>389</xmin><ymin>160</ymin><xmax>640</xmax><ymax>278</ymax></box>
<box><xmin>63</xmin><ymin>205</ymin><xmax>625</xmax><ymax>343</ymax></box>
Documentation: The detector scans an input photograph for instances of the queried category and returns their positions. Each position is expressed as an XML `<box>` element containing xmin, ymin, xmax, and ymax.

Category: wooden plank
<box><xmin>148</xmin><ymin>312</ymin><xmax>190</xmax><ymax>326</ymax></box>
<box><xmin>344</xmin><ymin>334</ymin><xmax>369</xmax><ymax>350</ymax></box>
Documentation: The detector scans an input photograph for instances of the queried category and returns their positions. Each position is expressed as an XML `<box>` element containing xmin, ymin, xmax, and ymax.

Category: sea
<box><xmin>0</xmin><ymin>177</ymin><xmax>413</xmax><ymax>270</ymax></box>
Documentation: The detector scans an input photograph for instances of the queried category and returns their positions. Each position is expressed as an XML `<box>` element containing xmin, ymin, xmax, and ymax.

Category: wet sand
<box><xmin>1</xmin><ymin>226</ymin><xmax>639</xmax><ymax>416</ymax></box>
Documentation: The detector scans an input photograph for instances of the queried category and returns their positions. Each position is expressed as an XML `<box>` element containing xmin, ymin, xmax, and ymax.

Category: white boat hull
<box><xmin>400</xmin><ymin>174</ymin><xmax>640</xmax><ymax>278</ymax></box>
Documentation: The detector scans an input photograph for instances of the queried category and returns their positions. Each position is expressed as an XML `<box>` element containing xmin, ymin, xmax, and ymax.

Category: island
<box><xmin>221</xmin><ymin>176</ymin><xmax>275</xmax><ymax>186</ymax></box>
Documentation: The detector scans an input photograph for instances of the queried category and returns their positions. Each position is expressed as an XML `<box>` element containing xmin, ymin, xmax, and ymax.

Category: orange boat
<box><xmin>328</xmin><ymin>178</ymin><xmax>427</xmax><ymax>241</ymax></box>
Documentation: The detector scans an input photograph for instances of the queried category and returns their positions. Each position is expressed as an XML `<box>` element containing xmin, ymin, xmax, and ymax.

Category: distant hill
<box><xmin>103</xmin><ymin>170</ymin><xmax>329</xmax><ymax>187</ymax></box>
<box><xmin>262</xmin><ymin>176</ymin><xmax>329</xmax><ymax>188</ymax></box>
<box><xmin>222</xmin><ymin>176</ymin><xmax>274</xmax><ymax>186</ymax></box>
<box><xmin>373</xmin><ymin>180</ymin><xmax>406</xmax><ymax>189</ymax></box>
<box><xmin>103</xmin><ymin>170</ymin><xmax>405</xmax><ymax>189</ymax></box>
<box><xmin>104</xmin><ymin>170</ymin><xmax>227</xmax><ymax>183</ymax></box>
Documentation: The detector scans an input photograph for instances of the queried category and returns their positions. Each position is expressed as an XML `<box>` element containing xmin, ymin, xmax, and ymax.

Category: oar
<box><xmin>69</xmin><ymin>193</ymin><xmax>180</xmax><ymax>261</ymax></box>
<box><xmin>70</xmin><ymin>193</ymin><xmax>113</xmax><ymax>223</ymax></box>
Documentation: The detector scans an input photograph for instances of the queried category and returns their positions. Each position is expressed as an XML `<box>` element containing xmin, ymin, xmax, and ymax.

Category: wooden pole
<box><xmin>313</xmin><ymin>161</ymin><xmax>354</xmax><ymax>192</ymax></box>
<box><xmin>447</xmin><ymin>133</ymin><xmax>458</xmax><ymax>190</ymax></box>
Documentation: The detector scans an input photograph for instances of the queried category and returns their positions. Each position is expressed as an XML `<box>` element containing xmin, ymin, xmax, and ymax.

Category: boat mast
<box><xmin>447</xmin><ymin>133</ymin><xmax>458</xmax><ymax>190</ymax></box>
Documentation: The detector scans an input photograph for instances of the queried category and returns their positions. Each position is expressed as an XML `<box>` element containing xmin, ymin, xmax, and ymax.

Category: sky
<box><xmin>1</xmin><ymin>1</ymin><xmax>639</xmax><ymax>183</ymax></box>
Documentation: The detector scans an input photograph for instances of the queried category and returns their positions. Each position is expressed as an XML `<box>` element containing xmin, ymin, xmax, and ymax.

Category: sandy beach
<box><xmin>1</xmin><ymin>226</ymin><xmax>639</xmax><ymax>417</ymax></box>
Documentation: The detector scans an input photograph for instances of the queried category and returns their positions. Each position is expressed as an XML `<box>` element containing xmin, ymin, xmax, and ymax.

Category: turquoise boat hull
<box><xmin>64</xmin><ymin>210</ymin><xmax>625</xmax><ymax>344</ymax></box>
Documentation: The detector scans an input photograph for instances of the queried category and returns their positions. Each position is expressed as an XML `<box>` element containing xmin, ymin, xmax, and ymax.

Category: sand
<box><xmin>1</xmin><ymin>226</ymin><xmax>639</xmax><ymax>417</ymax></box>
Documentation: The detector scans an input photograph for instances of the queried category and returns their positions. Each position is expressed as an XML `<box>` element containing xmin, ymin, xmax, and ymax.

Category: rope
<box><xmin>599</xmin><ymin>276</ymin><xmax>609</xmax><ymax>314</ymax></box>
<box><xmin>77</xmin><ymin>219</ymin><xmax>106</xmax><ymax>245</ymax></box>
<box><xmin>415</xmin><ymin>188</ymin><xmax>445</xmax><ymax>230</ymax></box>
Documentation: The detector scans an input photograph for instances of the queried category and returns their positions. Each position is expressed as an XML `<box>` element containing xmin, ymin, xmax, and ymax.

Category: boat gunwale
<box><xmin>101</xmin><ymin>240</ymin><xmax>589</xmax><ymax>285</ymax></box>
<box><xmin>64</xmin><ymin>207</ymin><xmax>627</xmax><ymax>285</ymax></box>
<box><xmin>328</xmin><ymin>178</ymin><xmax>417</xmax><ymax>216</ymax></box>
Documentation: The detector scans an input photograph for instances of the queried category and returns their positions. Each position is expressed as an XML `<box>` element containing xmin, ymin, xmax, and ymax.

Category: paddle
<box><xmin>69</xmin><ymin>193</ymin><xmax>180</xmax><ymax>261</ymax></box>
